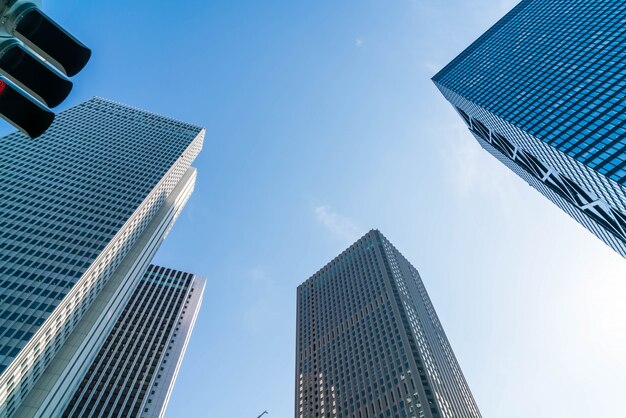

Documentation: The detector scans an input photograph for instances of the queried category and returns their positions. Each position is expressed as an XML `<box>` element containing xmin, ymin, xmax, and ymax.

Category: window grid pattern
<box><xmin>0</xmin><ymin>98</ymin><xmax>204</xmax><ymax>417</ymax></box>
<box><xmin>433</xmin><ymin>0</ymin><xmax>626</xmax><ymax>182</ymax></box>
<box><xmin>433</xmin><ymin>0</ymin><xmax>626</xmax><ymax>257</ymax></box>
<box><xmin>296</xmin><ymin>230</ymin><xmax>481</xmax><ymax>418</ymax></box>
<box><xmin>437</xmin><ymin>84</ymin><xmax>626</xmax><ymax>257</ymax></box>
<box><xmin>61</xmin><ymin>265</ymin><xmax>201</xmax><ymax>418</ymax></box>
<box><xmin>381</xmin><ymin>239</ymin><xmax>480</xmax><ymax>418</ymax></box>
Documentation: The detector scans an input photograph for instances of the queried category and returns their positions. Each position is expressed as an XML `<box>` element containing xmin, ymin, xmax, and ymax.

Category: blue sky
<box><xmin>29</xmin><ymin>1</ymin><xmax>626</xmax><ymax>417</ymax></box>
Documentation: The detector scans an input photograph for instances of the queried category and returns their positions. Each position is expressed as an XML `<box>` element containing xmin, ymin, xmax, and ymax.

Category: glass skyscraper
<box><xmin>296</xmin><ymin>230</ymin><xmax>481</xmax><ymax>418</ymax></box>
<box><xmin>433</xmin><ymin>0</ymin><xmax>626</xmax><ymax>257</ymax></box>
<box><xmin>0</xmin><ymin>98</ymin><xmax>204</xmax><ymax>417</ymax></box>
<box><xmin>60</xmin><ymin>265</ymin><xmax>205</xmax><ymax>418</ymax></box>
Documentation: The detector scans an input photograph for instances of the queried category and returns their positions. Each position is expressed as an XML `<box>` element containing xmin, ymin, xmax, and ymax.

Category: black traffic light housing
<box><xmin>0</xmin><ymin>0</ymin><xmax>91</xmax><ymax>138</ymax></box>
<box><xmin>0</xmin><ymin>39</ymin><xmax>72</xmax><ymax>107</ymax></box>
<box><xmin>10</xmin><ymin>4</ymin><xmax>91</xmax><ymax>77</ymax></box>
<box><xmin>0</xmin><ymin>78</ymin><xmax>54</xmax><ymax>138</ymax></box>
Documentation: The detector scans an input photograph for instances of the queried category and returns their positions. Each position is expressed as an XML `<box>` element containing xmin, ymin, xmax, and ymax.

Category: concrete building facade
<box><xmin>61</xmin><ymin>265</ymin><xmax>205</xmax><ymax>418</ymax></box>
<box><xmin>296</xmin><ymin>230</ymin><xmax>481</xmax><ymax>418</ymax></box>
<box><xmin>0</xmin><ymin>98</ymin><xmax>204</xmax><ymax>417</ymax></box>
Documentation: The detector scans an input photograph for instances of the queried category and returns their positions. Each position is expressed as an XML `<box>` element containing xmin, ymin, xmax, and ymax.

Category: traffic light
<box><xmin>0</xmin><ymin>0</ymin><xmax>91</xmax><ymax>138</ymax></box>
<box><xmin>0</xmin><ymin>79</ymin><xmax>54</xmax><ymax>138</ymax></box>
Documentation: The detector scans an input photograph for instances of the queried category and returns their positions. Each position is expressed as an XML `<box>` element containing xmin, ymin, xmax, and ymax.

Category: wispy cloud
<box><xmin>246</xmin><ymin>265</ymin><xmax>272</xmax><ymax>286</ymax></box>
<box><xmin>424</xmin><ymin>61</ymin><xmax>442</xmax><ymax>74</ymax></box>
<box><xmin>314</xmin><ymin>205</ymin><xmax>362</xmax><ymax>243</ymax></box>
<box><xmin>439</xmin><ymin>119</ymin><xmax>522</xmax><ymax>213</ymax></box>
<box><xmin>355</xmin><ymin>38</ymin><xmax>364</xmax><ymax>48</ymax></box>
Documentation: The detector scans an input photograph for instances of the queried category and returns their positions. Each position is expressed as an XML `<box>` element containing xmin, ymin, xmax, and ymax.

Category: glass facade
<box><xmin>295</xmin><ymin>230</ymin><xmax>481</xmax><ymax>418</ymax></box>
<box><xmin>433</xmin><ymin>0</ymin><xmax>626</xmax><ymax>257</ymax></box>
<box><xmin>0</xmin><ymin>98</ymin><xmax>204</xmax><ymax>417</ymax></box>
<box><xmin>61</xmin><ymin>265</ymin><xmax>205</xmax><ymax>418</ymax></box>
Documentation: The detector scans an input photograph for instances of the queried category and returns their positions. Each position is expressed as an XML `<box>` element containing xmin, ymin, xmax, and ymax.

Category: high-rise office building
<box><xmin>433</xmin><ymin>0</ymin><xmax>626</xmax><ymax>257</ymax></box>
<box><xmin>60</xmin><ymin>265</ymin><xmax>205</xmax><ymax>418</ymax></box>
<box><xmin>295</xmin><ymin>230</ymin><xmax>481</xmax><ymax>418</ymax></box>
<box><xmin>0</xmin><ymin>97</ymin><xmax>204</xmax><ymax>417</ymax></box>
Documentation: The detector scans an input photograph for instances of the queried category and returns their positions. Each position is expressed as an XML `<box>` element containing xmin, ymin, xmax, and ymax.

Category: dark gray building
<box><xmin>61</xmin><ymin>265</ymin><xmax>205</xmax><ymax>418</ymax></box>
<box><xmin>433</xmin><ymin>0</ymin><xmax>626</xmax><ymax>257</ymax></box>
<box><xmin>296</xmin><ymin>230</ymin><xmax>481</xmax><ymax>418</ymax></box>
<box><xmin>0</xmin><ymin>97</ymin><xmax>204</xmax><ymax>417</ymax></box>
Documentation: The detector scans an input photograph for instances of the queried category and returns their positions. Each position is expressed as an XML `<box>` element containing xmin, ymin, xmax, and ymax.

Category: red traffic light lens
<box><xmin>0</xmin><ymin>80</ymin><xmax>6</xmax><ymax>96</ymax></box>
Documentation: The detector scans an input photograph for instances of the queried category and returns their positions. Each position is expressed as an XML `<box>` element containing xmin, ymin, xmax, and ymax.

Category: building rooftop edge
<box><xmin>431</xmin><ymin>0</ymin><xmax>531</xmax><ymax>83</ymax></box>
<box><xmin>297</xmin><ymin>228</ymin><xmax>386</xmax><ymax>289</ymax></box>
<box><xmin>88</xmin><ymin>96</ymin><xmax>206</xmax><ymax>132</ymax></box>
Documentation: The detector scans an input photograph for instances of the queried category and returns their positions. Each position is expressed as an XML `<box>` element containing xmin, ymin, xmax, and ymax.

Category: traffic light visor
<box><xmin>0</xmin><ymin>42</ymin><xmax>72</xmax><ymax>108</ymax></box>
<box><xmin>14</xmin><ymin>8</ymin><xmax>91</xmax><ymax>77</ymax></box>
<box><xmin>0</xmin><ymin>79</ymin><xmax>55</xmax><ymax>138</ymax></box>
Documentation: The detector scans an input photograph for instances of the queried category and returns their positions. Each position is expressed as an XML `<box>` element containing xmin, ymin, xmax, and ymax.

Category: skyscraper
<box><xmin>295</xmin><ymin>230</ymin><xmax>481</xmax><ymax>418</ymax></box>
<box><xmin>433</xmin><ymin>0</ymin><xmax>626</xmax><ymax>257</ymax></box>
<box><xmin>0</xmin><ymin>98</ymin><xmax>204</xmax><ymax>417</ymax></box>
<box><xmin>59</xmin><ymin>265</ymin><xmax>205</xmax><ymax>418</ymax></box>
